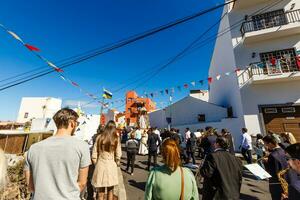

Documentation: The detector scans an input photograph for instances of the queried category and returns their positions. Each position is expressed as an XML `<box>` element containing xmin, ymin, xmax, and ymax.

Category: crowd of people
<box><xmin>0</xmin><ymin>108</ymin><xmax>300</xmax><ymax>200</ymax></box>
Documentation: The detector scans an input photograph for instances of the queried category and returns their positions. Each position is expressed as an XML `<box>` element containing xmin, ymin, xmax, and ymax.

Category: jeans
<box><xmin>257</xmin><ymin>154</ymin><xmax>265</xmax><ymax>169</ymax></box>
<box><xmin>126</xmin><ymin>150</ymin><xmax>136</xmax><ymax>173</ymax></box>
<box><xmin>148</xmin><ymin>150</ymin><xmax>157</xmax><ymax>170</ymax></box>
<box><xmin>241</xmin><ymin>148</ymin><xmax>252</xmax><ymax>164</ymax></box>
<box><xmin>187</xmin><ymin>151</ymin><xmax>196</xmax><ymax>164</ymax></box>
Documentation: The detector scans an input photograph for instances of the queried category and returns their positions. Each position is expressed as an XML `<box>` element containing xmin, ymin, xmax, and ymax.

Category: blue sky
<box><xmin>0</xmin><ymin>0</ymin><xmax>223</xmax><ymax>120</ymax></box>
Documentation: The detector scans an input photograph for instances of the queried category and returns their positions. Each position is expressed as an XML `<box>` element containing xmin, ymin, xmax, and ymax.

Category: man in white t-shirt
<box><xmin>184</xmin><ymin>128</ymin><xmax>191</xmax><ymax>143</ymax></box>
<box><xmin>239</xmin><ymin>128</ymin><xmax>253</xmax><ymax>164</ymax></box>
<box><xmin>24</xmin><ymin>108</ymin><xmax>91</xmax><ymax>200</ymax></box>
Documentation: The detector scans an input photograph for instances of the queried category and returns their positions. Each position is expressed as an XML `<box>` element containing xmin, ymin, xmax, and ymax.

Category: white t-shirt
<box><xmin>25</xmin><ymin>136</ymin><xmax>91</xmax><ymax>200</ymax></box>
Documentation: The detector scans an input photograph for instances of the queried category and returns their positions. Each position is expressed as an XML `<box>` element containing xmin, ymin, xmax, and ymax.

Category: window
<box><xmin>24</xmin><ymin>112</ymin><xmax>29</xmax><ymax>118</ymax></box>
<box><xmin>198</xmin><ymin>114</ymin><xmax>206</xmax><ymax>122</ymax></box>
<box><xmin>264</xmin><ymin>108</ymin><xmax>277</xmax><ymax>114</ymax></box>
<box><xmin>282</xmin><ymin>107</ymin><xmax>296</xmax><ymax>113</ymax></box>
<box><xmin>128</xmin><ymin>108</ymin><xmax>131</xmax><ymax>112</ymax></box>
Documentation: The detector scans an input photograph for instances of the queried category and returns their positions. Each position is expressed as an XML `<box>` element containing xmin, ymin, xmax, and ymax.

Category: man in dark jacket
<box><xmin>147</xmin><ymin>130</ymin><xmax>161</xmax><ymax>170</ymax></box>
<box><xmin>283</xmin><ymin>143</ymin><xmax>300</xmax><ymax>200</ymax></box>
<box><xmin>186</xmin><ymin>132</ymin><xmax>197</xmax><ymax>164</ymax></box>
<box><xmin>200</xmin><ymin>137</ymin><xmax>243</xmax><ymax>200</ymax></box>
<box><xmin>263</xmin><ymin>135</ymin><xmax>289</xmax><ymax>200</ymax></box>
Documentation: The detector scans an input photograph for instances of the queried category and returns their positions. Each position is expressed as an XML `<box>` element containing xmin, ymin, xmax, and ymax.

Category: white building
<box><xmin>149</xmin><ymin>91</ymin><xmax>229</xmax><ymax>129</ymax></box>
<box><xmin>74</xmin><ymin>114</ymin><xmax>100</xmax><ymax>142</ymax></box>
<box><xmin>17</xmin><ymin>97</ymin><xmax>62</xmax><ymax>123</ymax></box>
<box><xmin>151</xmin><ymin>0</ymin><xmax>300</xmax><ymax>146</ymax></box>
<box><xmin>209</xmin><ymin>0</ymin><xmax>300</xmax><ymax>141</ymax></box>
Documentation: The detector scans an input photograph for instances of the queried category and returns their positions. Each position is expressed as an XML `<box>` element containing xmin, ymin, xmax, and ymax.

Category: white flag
<box><xmin>7</xmin><ymin>31</ymin><xmax>24</xmax><ymax>43</ymax></box>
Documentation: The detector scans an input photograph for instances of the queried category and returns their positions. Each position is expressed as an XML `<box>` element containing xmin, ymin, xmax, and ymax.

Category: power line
<box><xmin>130</xmin><ymin>0</ymin><xmax>284</xmax><ymax>90</ymax></box>
<box><xmin>87</xmin><ymin>0</ymin><xmax>284</xmax><ymax>108</ymax></box>
<box><xmin>67</xmin><ymin>0</ymin><xmax>283</xmax><ymax>109</ymax></box>
<box><xmin>0</xmin><ymin>1</ymin><xmax>235</xmax><ymax>91</ymax></box>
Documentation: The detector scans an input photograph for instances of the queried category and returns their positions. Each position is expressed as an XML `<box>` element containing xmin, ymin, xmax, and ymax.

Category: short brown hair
<box><xmin>161</xmin><ymin>138</ymin><xmax>181</xmax><ymax>172</ymax></box>
<box><xmin>53</xmin><ymin>108</ymin><xmax>79</xmax><ymax>129</ymax></box>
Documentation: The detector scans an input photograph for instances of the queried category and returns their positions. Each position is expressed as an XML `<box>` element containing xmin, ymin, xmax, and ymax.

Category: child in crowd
<box><xmin>126</xmin><ymin>133</ymin><xmax>139</xmax><ymax>175</ymax></box>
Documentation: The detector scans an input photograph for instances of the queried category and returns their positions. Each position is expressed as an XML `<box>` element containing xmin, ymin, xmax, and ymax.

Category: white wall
<box><xmin>74</xmin><ymin>114</ymin><xmax>100</xmax><ymax>141</ymax></box>
<box><xmin>17</xmin><ymin>97</ymin><xmax>62</xmax><ymax>123</ymax></box>
<box><xmin>190</xmin><ymin>91</ymin><xmax>209</xmax><ymax>102</ymax></box>
<box><xmin>208</xmin><ymin>6</ymin><xmax>245</xmax><ymax>120</ymax></box>
<box><xmin>241</xmin><ymin>79</ymin><xmax>300</xmax><ymax>134</ymax></box>
<box><xmin>149</xmin><ymin>96</ymin><xmax>228</xmax><ymax>128</ymax></box>
<box><xmin>149</xmin><ymin>109</ymin><xmax>167</xmax><ymax>128</ymax></box>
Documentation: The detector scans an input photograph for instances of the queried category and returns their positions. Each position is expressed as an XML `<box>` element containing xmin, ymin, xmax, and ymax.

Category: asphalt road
<box><xmin>119</xmin><ymin>148</ymin><xmax>272</xmax><ymax>200</ymax></box>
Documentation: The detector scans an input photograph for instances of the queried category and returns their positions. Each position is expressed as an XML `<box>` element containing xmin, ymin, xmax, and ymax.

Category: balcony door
<box><xmin>252</xmin><ymin>9</ymin><xmax>287</xmax><ymax>31</ymax></box>
<box><xmin>260</xmin><ymin>48</ymin><xmax>298</xmax><ymax>74</ymax></box>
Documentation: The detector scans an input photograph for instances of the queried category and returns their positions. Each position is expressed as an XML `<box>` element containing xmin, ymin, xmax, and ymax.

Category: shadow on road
<box><xmin>128</xmin><ymin>180</ymin><xmax>146</xmax><ymax>192</ymax></box>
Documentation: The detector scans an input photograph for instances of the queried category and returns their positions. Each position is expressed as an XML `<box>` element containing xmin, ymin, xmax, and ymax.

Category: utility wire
<box><xmin>130</xmin><ymin>0</ymin><xmax>284</xmax><ymax>90</ymax></box>
<box><xmin>0</xmin><ymin>1</ymin><xmax>235</xmax><ymax>91</ymax></box>
<box><xmin>74</xmin><ymin>0</ymin><xmax>283</xmax><ymax>109</ymax></box>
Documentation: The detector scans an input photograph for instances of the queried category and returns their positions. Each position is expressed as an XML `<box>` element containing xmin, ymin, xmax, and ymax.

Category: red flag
<box><xmin>71</xmin><ymin>81</ymin><xmax>79</xmax><ymax>87</ymax></box>
<box><xmin>208</xmin><ymin>77</ymin><xmax>213</xmax><ymax>84</ymax></box>
<box><xmin>235</xmin><ymin>68</ymin><xmax>241</xmax><ymax>73</ymax></box>
<box><xmin>184</xmin><ymin>84</ymin><xmax>189</xmax><ymax>89</ymax></box>
<box><xmin>54</xmin><ymin>67</ymin><xmax>63</xmax><ymax>72</ymax></box>
<box><xmin>25</xmin><ymin>44</ymin><xmax>40</xmax><ymax>51</ymax></box>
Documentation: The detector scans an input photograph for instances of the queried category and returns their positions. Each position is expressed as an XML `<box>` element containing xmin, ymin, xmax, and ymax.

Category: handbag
<box><xmin>180</xmin><ymin>167</ymin><xmax>185</xmax><ymax>200</ymax></box>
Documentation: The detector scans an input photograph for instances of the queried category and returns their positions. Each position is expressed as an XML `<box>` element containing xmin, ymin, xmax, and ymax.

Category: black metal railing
<box><xmin>238</xmin><ymin>59</ymin><xmax>300</xmax><ymax>86</ymax></box>
<box><xmin>241</xmin><ymin>9</ymin><xmax>300</xmax><ymax>36</ymax></box>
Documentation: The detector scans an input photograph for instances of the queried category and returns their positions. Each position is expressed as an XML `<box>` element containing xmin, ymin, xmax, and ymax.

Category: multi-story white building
<box><xmin>150</xmin><ymin>0</ymin><xmax>300</xmax><ymax>146</ymax></box>
<box><xmin>209</xmin><ymin>0</ymin><xmax>300</xmax><ymax>141</ymax></box>
<box><xmin>17</xmin><ymin>97</ymin><xmax>62</xmax><ymax>123</ymax></box>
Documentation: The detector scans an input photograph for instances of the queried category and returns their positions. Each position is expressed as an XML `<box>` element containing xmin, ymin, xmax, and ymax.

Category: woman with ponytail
<box><xmin>144</xmin><ymin>138</ymin><xmax>199</xmax><ymax>200</ymax></box>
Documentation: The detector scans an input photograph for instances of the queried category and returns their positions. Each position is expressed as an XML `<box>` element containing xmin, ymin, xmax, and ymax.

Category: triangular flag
<box><xmin>165</xmin><ymin>89</ymin><xmax>169</xmax><ymax>94</ymax></box>
<box><xmin>199</xmin><ymin>80</ymin><xmax>204</xmax><ymax>85</ymax></box>
<box><xmin>177</xmin><ymin>86</ymin><xmax>181</xmax><ymax>91</ymax></box>
<box><xmin>71</xmin><ymin>81</ymin><xmax>79</xmax><ymax>87</ymax></box>
<box><xmin>184</xmin><ymin>84</ymin><xmax>189</xmax><ymax>89</ymax></box>
<box><xmin>160</xmin><ymin>91</ymin><xmax>164</xmax><ymax>95</ymax></box>
<box><xmin>216</xmin><ymin>75</ymin><xmax>221</xmax><ymax>80</ymax></box>
<box><xmin>24</xmin><ymin>44</ymin><xmax>40</xmax><ymax>51</ymax></box>
<box><xmin>208</xmin><ymin>77</ymin><xmax>213</xmax><ymax>84</ymax></box>
<box><xmin>55</xmin><ymin>67</ymin><xmax>63</xmax><ymax>72</ymax></box>
<box><xmin>191</xmin><ymin>81</ymin><xmax>196</xmax><ymax>86</ymax></box>
<box><xmin>225</xmin><ymin>72</ymin><xmax>231</xmax><ymax>76</ymax></box>
<box><xmin>46</xmin><ymin>61</ymin><xmax>64</xmax><ymax>72</ymax></box>
<box><xmin>60</xmin><ymin>75</ymin><xmax>66</xmax><ymax>81</ymax></box>
<box><xmin>235</xmin><ymin>68</ymin><xmax>241</xmax><ymax>73</ymax></box>
<box><xmin>7</xmin><ymin>31</ymin><xmax>23</xmax><ymax>43</ymax></box>
<box><xmin>171</xmin><ymin>88</ymin><xmax>175</xmax><ymax>94</ymax></box>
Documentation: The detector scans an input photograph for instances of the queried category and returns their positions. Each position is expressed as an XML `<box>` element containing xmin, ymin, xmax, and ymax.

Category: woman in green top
<box><xmin>144</xmin><ymin>138</ymin><xmax>199</xmax><ymax>200</ymax></box>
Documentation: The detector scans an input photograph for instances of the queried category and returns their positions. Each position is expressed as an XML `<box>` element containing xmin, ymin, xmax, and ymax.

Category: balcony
<box><xmin>238</xmin><ymin>58</ymin><xmax>300</xmax><ymax>87</ymax></box>
<box><xmin>240</xmin><ymin>9</ymin><xmax>300</xmax><ymax>44</ymax></box>
<box><xmin>232</xmin><ymin>0</ymin><xmax>270</xmax><ymax>10</ymax></box>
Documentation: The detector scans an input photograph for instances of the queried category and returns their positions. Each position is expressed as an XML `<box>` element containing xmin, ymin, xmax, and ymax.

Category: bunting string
<box><xmin>0</xmin><ymin>23</ymin><xmax>107</xmax><ymax>106</ymax></box>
